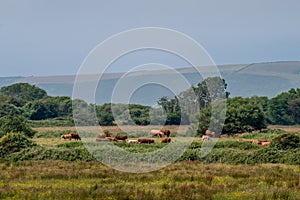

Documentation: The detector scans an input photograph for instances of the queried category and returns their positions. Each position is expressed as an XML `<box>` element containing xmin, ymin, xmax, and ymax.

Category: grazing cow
<box><xmin>127</xmin><ymin>139</ymin><xmax>139</xmax><ymax>144</ymax></box>
<box><xmin>150</xmin><ymin>129</ymin><xmax>170</xmax><ymax>137</ymax></box>
<box><xmin>161</xmin><ymin>138</ymin><xmax>171</xmax><ymax>143</ymax></box>
<box><xmin>115</xmin><ymin>135</ymin><xmax>128</xmax><ymax>141</ymax></box>
<box><xmin>205</xmin><ymin>130</ymin><xmax>215</xmax><ymax>137</ymax></box>
<box><xmin>107</xmin><ymin>137</ymin><xmax>117</xmax><ymax>141</ymax></box>
<box><xmin>138</xmin><ymin>138</ymin><xmax>155</xmax><ymax>144</ymax></box>
<box><xmin>61</xmin><ymin>132</ymin><xmax>81</xmax><ymax>140</ymax></box>
<box><xmin>160</xmin><ymin>130</ymin><xmax>171</xmax><ymax>137</ymax></box>
<box><xmin>70</xmin><ymin>132</ymin><xmax>81</xmax><ymax>140</ymax></box>
<box><xmin>202</xmin><ymin>135</ymin><xmax>211</xmax><ymax>141</ymax></box>
<box><xmin>256</xmin><ymin>140</ymin><xmax>268</xmax><ymax>145</ymax></box>
<box><xmin>150</xmin><ymin>130</ymin><xmax>163</xmax><ymax>137</ymax></box>
<box><xmin>98</xmin><ymin>132</ymin><xmax>111</xmax><ymax>138</ymax></box>
<box><xmin>261</xmin><ymin>141</ymin><xmax>271</xmax><ymax>146</ymax></box>
<box><xmin>61</xmin><ymin>134</ymin><xmax>72</xmax><ymax>140</ymax></box>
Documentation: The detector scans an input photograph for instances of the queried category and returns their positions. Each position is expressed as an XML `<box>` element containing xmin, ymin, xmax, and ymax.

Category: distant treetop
<box><xmin>0</xmin><ymin>83</ymin><xmax>47</xmax><ymax>101</ymax></box>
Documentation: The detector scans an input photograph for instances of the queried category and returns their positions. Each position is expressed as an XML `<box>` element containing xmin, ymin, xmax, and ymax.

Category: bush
<box><xmin>0</xmin><ymin>114</ymin><xmax>36</xmax><ymax>138</ymax></box>
<box><xmin>271</xmin><ymin>133</ymin><xmax>300</xmax><ymax>150</ymax></box>
<box><xmin>0</xmin><ymin>133</ymin><xmax>37</xmax><ymax>157</ymax></box>
<box><xmin>8</xmin><ymin>146</ymin><xmax>94</xmax><ymax>162</ymax></box>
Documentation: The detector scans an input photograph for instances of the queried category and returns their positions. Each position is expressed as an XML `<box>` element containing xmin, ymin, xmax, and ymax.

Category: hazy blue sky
<box><xmin>0</xmin><ymin>0</ymin><xmax>299</xmax><ymax>76</ymax></box>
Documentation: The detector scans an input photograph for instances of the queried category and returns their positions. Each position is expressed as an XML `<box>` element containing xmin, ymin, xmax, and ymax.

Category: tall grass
<box><xmin>0</xmin><ymin>161</ymin><xmax>299</xmax><ymax>200</ymax></box>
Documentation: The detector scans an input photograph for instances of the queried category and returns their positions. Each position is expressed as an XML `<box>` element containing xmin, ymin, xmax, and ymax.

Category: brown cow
<box><xmin>61</xmin><ymin>134</ymin><xmax>72</xmax><ymax>140</ymax></box>
<box><xmin>115</xmin><ymin>135</ymin><xmax>128</xmax><ymax>141</ymax></box>
<box><xmin>205</xmin><ymin>130</ymin><xmax>215</xmax><ymax>137</ymax></box>
<box><xmin>150</xmin><ymin>130</ymin><xmax>163</xmax><ymax>137</ymax></box>
<box><xmin>150</xmin><ymin>130</ymin><xmax>170</xmax><ymax>137</ymax></box>
<box><xmin>70</xmin><ymin>132</ymin><xmax>81</xmax><ymax>140</ymax></box>
<box><xmin>261</xmin><ymin>141</ymin><xmax>271</xmax><ymax>146</ymax></box>
<box><xmin>256</xmin><ymin>140</ymin><xmax>268</xmax><ymax>145</ymax></box>
<box><xmin>138</xmin><ymin>138</ymin><xmax>154</xmax><ymax>144</ymax></box>
<box><xmin>107</xmin><ymin>137</ymin><xmax>117</xmax><ymax>141</ymax></box>
<box><xmin>61</xmin><ymin>132</ymin><xmax>81</xmax><ymax>141</ymax></box>
<box><xmin>161</xmin><ymin>138</ymin><xmax>171</xmax><ymax>143</ymax></box>
<box><xmin>160</xmin><ymin>130</ymin><xmax>171</xmax><ymax>137</ymax></box>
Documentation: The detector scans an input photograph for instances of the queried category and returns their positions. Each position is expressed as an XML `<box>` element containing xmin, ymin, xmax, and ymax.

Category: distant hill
<box><xmin>1</xmin><ymin>61</ymin><xmax>300</xmax><ymax>105</ymax></box>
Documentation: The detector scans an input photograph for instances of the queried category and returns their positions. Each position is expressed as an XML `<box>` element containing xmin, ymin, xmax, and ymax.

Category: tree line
<box><xmin>0</xmin><ymin>80</ymin><xmax>300</xmax><ymax>135</ymax></box>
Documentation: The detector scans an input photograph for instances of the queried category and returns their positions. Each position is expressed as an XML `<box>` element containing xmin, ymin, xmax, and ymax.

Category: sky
<box><xmin>0</xmin><ymin>0</ymin><xmax>300</xmax><ymax>77</ymax></box>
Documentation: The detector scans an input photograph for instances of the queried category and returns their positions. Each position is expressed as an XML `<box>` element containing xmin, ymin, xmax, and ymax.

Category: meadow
<box><xmin>0</xmin><ymin>161</ymin><xmax>299</xmax><ymax>200</ymax></box>
<box><xmin>0</xmin><ymin>125</ymin><xmax>299</xmax><ymax>199</ymax></box>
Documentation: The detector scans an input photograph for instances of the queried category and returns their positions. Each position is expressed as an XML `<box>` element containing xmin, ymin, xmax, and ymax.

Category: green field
<box><xmin>0</xmin><ymin>126</ymin><xmax>300</xmax><ymax>199</ymax></box>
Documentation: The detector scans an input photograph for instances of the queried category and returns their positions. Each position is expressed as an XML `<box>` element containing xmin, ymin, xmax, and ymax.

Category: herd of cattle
<box><xmin>60</xmin><ymin>129</ymin><xmax>172</xmax><ymax>144</ymax></box>
<box><xmin>60</xmin><ymin>129</ymin><xmax>271</xmax><ymax>146</ymax></box>
<box><xmin>95</xmin><ymin>129</ymin><xmax>172</xmax><ymax>144</ymax></box>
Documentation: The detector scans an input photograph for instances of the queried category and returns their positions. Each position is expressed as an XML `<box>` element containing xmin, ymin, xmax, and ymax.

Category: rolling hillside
<box><xmin>1</xmin><ymin>61</ymin><xmax>300</xmax><ymax>105</ymax></box>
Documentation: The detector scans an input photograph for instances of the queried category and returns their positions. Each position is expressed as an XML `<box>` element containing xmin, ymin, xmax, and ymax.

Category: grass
<box><xmin>0</xmin><ymin>160</ymin><xmax>299</xmax><ymax>200</ymax></box>
<box><xmin>33</xmin><ymin>125</ymin><xmax>186</xmax><ymax>135</ymax></box>
<box><xmin>1</xmin><ymin>126</ymin><xmax>300</xmax><ymax>199</ymax></box>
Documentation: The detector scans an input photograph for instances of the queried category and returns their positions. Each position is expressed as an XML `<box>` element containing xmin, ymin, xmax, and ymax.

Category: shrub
<box><xmin>0</xmin><ymin>133</ymin><xmax>37</xmax><ymax>157</ymax></box>
<box><xmin>271</xmin><ymin>133</ymin><xmax>300</xmax><ymax>149</ymax></box>
<box><xmin>0</xmin><ymin>114</ymin><xmax>36</xmax><ymax>138</ymax></box>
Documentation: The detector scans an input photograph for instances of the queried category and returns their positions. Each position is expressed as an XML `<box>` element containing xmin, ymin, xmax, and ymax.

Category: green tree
<box><xmin>0</xmin><ymin>83</ymin><xmax>47</xmax><ymax>102</ymax></box>
<box><xmin>223</xmin><ymin>97</ymin><xmax>266</xmax><ymax>134</ymax></box>
<box><xmin>196</xmin><ymin>97</ymin><xmax>266</xmax><ymax>135</ymax></box>
<box><xmin>266</xmin><ymin>89</ymin><xmax>297</xmax><ymax>125</ymax></box>
<box><xmin>193</xmin><ymin>77</ymin><xmax>229</xmax><ymax>108</ymax></box>
<box><xmin>289</xmin><ymin>99</ymin><xmax>300</xmax><ymax>124</ymax></box>
<box><xmin>96</xmin><ymin>103</ymin><xmax>115</xmax><ymax>126</ymax></box>
<box><xmin>73</xmin><ymin>99</ymin><xmax>98</xmax><ymax>126</ymax></box>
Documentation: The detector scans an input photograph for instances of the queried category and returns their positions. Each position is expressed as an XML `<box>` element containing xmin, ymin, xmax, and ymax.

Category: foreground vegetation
<box><xmin>0</xmin><ymin>128</ymin><xmax>299</xmax><ymax>166</ymax></box>
<box><xmin>0</xmin><ymin>161</ymin><xmax>299</xmax><ymax>200</ymax></box>
<box><xmin>0</xmin><ymin>126</ymin><xmax>299</xmax><ymax>199</ymax></box>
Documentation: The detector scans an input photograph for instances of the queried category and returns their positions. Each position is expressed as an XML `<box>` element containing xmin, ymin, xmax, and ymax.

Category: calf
<box><xmin>161</xmin><ymin>138</ymin><xmax>171</xmax><ymax>143</ymax></box>
<box><xmin>127</xmin><ymin>139</ymin><xmax>139</xmax><ymax>144</ymax></box>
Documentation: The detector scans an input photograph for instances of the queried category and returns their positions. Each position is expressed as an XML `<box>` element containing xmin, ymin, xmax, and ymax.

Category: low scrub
<box><xmin>0</xmin><ymin>133</ymin><xmax>37</xmax><ymax>157</ymax></box>
<box><xmin>271</xmin><ymin>133</ymin><xmax>300</xmax><ymax>150</ymax></box>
